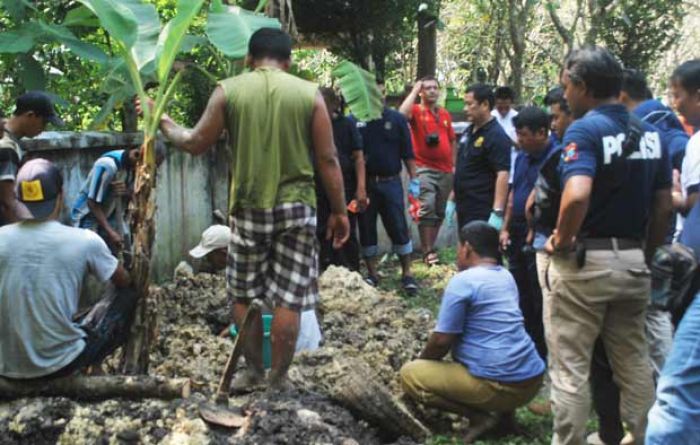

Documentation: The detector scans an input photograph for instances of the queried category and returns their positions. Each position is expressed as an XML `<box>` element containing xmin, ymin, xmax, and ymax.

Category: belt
<box><xmin>368</xmin><ymin>174</ymin><xmax>400</xmax><ymax>182</ymax></box>
<box><xmin>582</xmin><ymin>238</ymin><xmax>642</xmax><ymax>251</ymax></box>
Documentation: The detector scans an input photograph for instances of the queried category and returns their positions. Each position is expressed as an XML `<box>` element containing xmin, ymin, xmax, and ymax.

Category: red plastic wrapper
<box><xmin>408</xmin><ymin>195</ymin><xmax>420</xmax><ymax>222</ymax></box>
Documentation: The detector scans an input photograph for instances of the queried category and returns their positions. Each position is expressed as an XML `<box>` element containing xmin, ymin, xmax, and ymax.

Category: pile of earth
<box><xmin>0</xmin><ymin>267</ymin><xmax>438</xmax><ymax>444</ymax></box>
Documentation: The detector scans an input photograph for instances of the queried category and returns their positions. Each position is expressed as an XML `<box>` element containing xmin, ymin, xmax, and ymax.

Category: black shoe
<box><xmin>401</xmin><ymin>276</ymin><xmax>419</xmax><ymax>295</ymax></box>
<box><xmin>364</xmin><ymin>275</ymin><xmax>379</xmax><ymax>287</ymax></box>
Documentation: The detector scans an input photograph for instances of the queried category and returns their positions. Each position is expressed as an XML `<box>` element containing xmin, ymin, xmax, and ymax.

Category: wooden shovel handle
<box><xmin>215</xmin><ymin>304</ymin><xmax>261</xmax><ymax>404</ymax></box>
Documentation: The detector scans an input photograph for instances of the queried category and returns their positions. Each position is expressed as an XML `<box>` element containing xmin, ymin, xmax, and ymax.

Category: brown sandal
<box><xmin>423</xmin><ymin>251</ymin><xmax>439</xmax><ymax>266</ymax></box>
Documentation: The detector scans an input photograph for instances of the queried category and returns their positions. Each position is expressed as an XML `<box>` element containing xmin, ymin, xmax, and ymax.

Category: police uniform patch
<box><xmin>474</xmin><ymin>136</ymin><xmax>485</xmax><ymax>148</ymax></box>
<box><xmin>563</xmin><ymin>142</ymin><xmax>579</xmax><ymax>162</ymax></box>
<box><xmin>21</xmin><ymin>180</ymin><xmax>44</xmax><ymax>202</ymax></box>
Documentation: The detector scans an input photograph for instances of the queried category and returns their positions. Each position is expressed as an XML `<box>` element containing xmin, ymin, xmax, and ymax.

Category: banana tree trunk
<box><xmin>121</xmin><ymin>135</ymin><xmax>159</xmax><ymax>375</ymax></box>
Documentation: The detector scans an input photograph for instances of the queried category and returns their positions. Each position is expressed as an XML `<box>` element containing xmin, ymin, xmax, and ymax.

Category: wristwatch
<box><xmin>492</xmin><ymin>209</ymin><xmax>504</xmax><ymax>217</ymax></box>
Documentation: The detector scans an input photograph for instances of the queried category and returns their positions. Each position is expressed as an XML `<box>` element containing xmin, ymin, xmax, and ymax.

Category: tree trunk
<box><xmin>417</xmin><ymin>11</ymin><xmax>437</xmax><ymax>79</ymax></box>
<box><xmin>0</xmin><ymin>375</ymin><xmax>190</xmax><ymax>401</ymax></box>
<box><xmin>121</xmin><ymin>136</ymin><xmax>159</xmax><ymax>375</ymax></box>
<box><xmin>121</xmin><ymin>100</ymin><xmax>138</xmax><ymax>133</ymax></box>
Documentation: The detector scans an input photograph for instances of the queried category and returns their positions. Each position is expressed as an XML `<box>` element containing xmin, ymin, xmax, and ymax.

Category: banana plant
<box><xmin>331</xmin><ymin>60</ymin><xmax>383</xmax><ymax>122</ymax></box>
<box><xmin>77</xmin><ymin>0</ymin><xmax>205</xmax><ymax>374</ymax></box>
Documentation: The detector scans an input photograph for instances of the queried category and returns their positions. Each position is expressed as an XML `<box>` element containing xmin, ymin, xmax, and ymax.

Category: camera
<box><xmin>425</xmin><ymin>132</ymin><xmax>440</xmax><ymax>146</ymax></box>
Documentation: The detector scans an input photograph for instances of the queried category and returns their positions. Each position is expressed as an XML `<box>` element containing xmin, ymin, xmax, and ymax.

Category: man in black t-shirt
<box><xmin>454</xmin><ymin>84</ymin><xmax>511</xmax><ymax>231</ymax></box>
<box><xmin>315</xmin><ymin>88</ymin><xmax>366</xmax><ymax>271</ymax></box>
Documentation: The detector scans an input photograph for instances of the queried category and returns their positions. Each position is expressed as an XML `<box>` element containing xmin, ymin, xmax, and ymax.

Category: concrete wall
<box><xmin>21</xmin><ymin>131</ymin><xmax>457</xmax><ymax>282</ymax></box>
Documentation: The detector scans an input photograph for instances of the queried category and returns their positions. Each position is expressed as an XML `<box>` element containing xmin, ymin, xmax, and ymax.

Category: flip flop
<box><xmin>401</xmin><ymin>276</ymin><xmax>419</xmax><ymax>295</ymax></box>
<box><xmin>423</xmin><ymin>251</ymin><xmax>440</xmax><ymax>266</ymax></box>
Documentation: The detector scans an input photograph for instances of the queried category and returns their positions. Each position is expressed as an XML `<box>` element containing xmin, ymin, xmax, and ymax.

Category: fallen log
<box><xmin>291</xmin><ymin>355</ymin><xmax>431</xmax><ymax>442</ymax></box>
<box><xmin>0</xmin><ymin>375</ymin><xmax>190</xmax><ymax>401</ymax></box>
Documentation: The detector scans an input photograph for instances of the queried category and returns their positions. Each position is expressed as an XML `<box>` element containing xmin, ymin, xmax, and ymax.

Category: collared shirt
<box><xmin>409</xmin><ymin>104</ymin><xmax>456</xmax><ymax>173</ymax></box>
<box><xmin>0</xmin><ymin>130</ymin><xmax>23</xmax><ymax>182</ymax></box>
<box><xmin>354</xmin><ymin>108</ymin><xmax>414</xmax><ymax>177</ymax></box>
<box><xmin>560</xmin><ymin>103</ymin><xmax>672</xmax><ymax>239</ymax></box>
<box><xmin>634</xmin><ymin>99</ymin><xmax>689</xmax><ymax>170</ymax></box>
<box><xmin>512</xmin><ymin>140</ymin><xmax>556</xmax><ymax>219</ymax></box>
<box><xmin>492</xmin><ymin>108</ymin><xmax>519</xmax><ymax>144</ymax></box>
<box><xmin>435</xmin><ymin>265</ymin><xmax>546</xmax><ymax>382</ymax></box>
<box><xmin>454</xmin><ymin>118</ymin><xmax>511</xmax><ymax>222</ymax></box>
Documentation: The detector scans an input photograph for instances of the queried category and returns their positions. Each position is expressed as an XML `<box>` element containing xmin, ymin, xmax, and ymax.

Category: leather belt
<box><xmin>369</xmin><ymin>174</ymin><xmax>400</xmax><ymax>182</ymax></box>
<box><xmin>583</xmin><ymin>238</ymin><xmax>642</xmax><ymax>251</ymax></box>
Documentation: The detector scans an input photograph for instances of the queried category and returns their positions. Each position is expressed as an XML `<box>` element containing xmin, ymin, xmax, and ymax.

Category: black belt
<box><xmin>368</xmin><ymin>174</ymin><xmax>400</xmax><ymax>182</ymax></box>
<box><xmin>583</xmin><ymin>238</ymin><xmax>642</xmax><ymax>251</ymax></box>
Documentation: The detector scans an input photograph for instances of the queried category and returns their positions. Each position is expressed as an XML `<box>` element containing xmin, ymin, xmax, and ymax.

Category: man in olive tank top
<box><xmin>152</xmin><ymin>28</ymin><xmax>349</xmax><ymax>389</ymax></box>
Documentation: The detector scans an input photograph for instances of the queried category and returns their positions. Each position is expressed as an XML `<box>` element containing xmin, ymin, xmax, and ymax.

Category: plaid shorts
<box><xmin>227</xmin><ymin>203</ymin><xmax>319</xmax><ymax>311</ymax></box>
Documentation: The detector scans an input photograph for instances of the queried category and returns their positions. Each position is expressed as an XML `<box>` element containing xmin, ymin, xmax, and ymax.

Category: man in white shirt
<box><xmin>492</xmin><ymin>86</ymin><xmax>519</xmax><ymax>144</ymax></box>
<box><xmin>0</xmin><ymin>159</ymin><xmax>134</xmax><ymax>379</ymax></box>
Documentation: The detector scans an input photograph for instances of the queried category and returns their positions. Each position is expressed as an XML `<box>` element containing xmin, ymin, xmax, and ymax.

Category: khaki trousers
<box><xmin>545</xmin><ymin>249</ymin><xmax>654</xmax><ymax>445</ymax></box>
<box><xmin>400</xmin><ymin>359</ymin><xmax>542</xmax><ymax>415</ymax></box>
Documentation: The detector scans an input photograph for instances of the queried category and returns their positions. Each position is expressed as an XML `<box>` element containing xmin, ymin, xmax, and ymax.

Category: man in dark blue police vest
<box><xmin>544</xmin><ymin>47</ymin><xmax>672</xmax><ymax>445</ymax></box>
<box><xmin>454</xmin><ymin>84</ymin><xmax>511</xmax><ymax>231</ymax></box>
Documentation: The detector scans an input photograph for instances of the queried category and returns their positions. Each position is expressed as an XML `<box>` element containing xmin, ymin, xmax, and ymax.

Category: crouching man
<box><xmin>0</xmin><ymin>159</ymin><xmax>135</xmax><ymax>379</ymax></box>
<box><xmin>400</xmin><ymin>221</ymin><xmax>545</xmax><ymax>442</ymax></box>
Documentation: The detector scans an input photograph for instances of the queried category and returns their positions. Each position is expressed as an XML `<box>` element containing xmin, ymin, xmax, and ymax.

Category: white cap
<box><xmin>189</xmin><ymin>225</ymin><xmax>230</xmax><ymax>258</ymax></box>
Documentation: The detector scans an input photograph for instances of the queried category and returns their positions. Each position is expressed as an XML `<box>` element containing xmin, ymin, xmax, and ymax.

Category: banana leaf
<box><xmin>0</xmin><ymin>22</ymin><xmax>41</xmax><ymax>54</ymax></box>
<box><xmin>331</xmin><ymin>60</ymin><xmax>383</xmax><ymax>122</ymax></box>
<box><xmin>77</xmin><ymin>0</ymin><xmax>139</xmax><ymax>50</ymax></box>
<box><xmin>155</xmin><ymin>0</ymin><xmax>205</xmax><ymax>83</ymax></box>
<box><xmin>205</xmin><ymin>5</ymin><xmax>281</xmax><ymax>60</ymax></box>
<box><xmin>38</xmin><ymin>21</ymin><xmax>109</xmax><ymax>64</ymax></box>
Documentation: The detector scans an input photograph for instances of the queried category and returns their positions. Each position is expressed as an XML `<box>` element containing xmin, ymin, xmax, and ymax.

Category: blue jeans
<box><xmin>358</xmin><ymin>176</ymin><xmax>412</xmax><ymax>258</ymax></box>
<box><xmin>646</xmin><ymin>292</ymin><xmax>700</xmax><ymax>444</ymax></box>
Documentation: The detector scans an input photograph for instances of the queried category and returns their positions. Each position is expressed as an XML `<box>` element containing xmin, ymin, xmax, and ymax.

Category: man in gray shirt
<box><xmin>0</xmin><ymin>159</ymin><xmax>135</xmax><ymax>379</ymax></box>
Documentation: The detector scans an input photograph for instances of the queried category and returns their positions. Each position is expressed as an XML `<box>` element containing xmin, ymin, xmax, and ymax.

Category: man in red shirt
<box><xmin>400</xmin><ymin>77</ymin><xmax>457</xmax><ymax>265</ymax></box>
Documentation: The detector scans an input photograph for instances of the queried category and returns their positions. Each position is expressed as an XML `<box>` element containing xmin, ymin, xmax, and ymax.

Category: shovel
<box><xmin>199</xmin><ymin>303</ymin><xmax>261</xmax><ymax>428</ymax></box>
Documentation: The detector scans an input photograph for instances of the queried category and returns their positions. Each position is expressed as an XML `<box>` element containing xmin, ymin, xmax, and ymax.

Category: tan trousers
<box><xmin>545</xmin><ymin>249</ymin><xmax>654</xmax><ymax>445</ymax></box>
<box><xmin>400</xmin><ymin>359</ymin><xmax>542</xmax><ymax>415</ymax></box>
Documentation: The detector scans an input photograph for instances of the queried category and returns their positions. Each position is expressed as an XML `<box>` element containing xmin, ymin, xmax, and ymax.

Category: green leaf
<box><xmin>38</xmin><ymin>22</ymin><xmax>109</xmax><ymax>64</ymax></box>
<box><xmin>63</xmin><ymin>6</ymin><xmax>100</xmax><ymax>27</ymax></box>
<box><xmin>2</xmin><ymin>0</ymin><xmax>27</xmax><ymax>21</ymax></box>
<box><xmin>205</xmin><ymin>5</ymin><xmax>281</xmax><ymax>59</ymax></box>
<box><xmin>0</xmin><ymin>22</ymin><xmax>41</xmax><ymax>54</ymax></box>
<box><xmin>210</xmin><ymin>0</ymin><xmax>225</xmax><ymax>14</ymax></box>
<box><xmin>155</xmin><ymin>0</ymin><xmax>205</xmax><ymax>83</ymax></box>
<box><xmin>180</xmin><ymin>34</ymin><xmax>207</xmax><ymax>54</ymax></box>
<box><xmin>18</xmin><ymin>54</ymin><xmax>46</xmax><ymax>91</ymax></box>
<box><xmin>89</xmin><ymin>94</ymin><xmax>120</xmax><ymax>129</ymax></box>
<box><xmin>331</xmin><ymin>60</ymin><xmax>383</xmax><ymax>122</ymax></box>
<box><xmin>254</xmin><ymin>0</ymin><xmax>269</xmax><ymax>13</ymax></box>
<box><xmin>119</xmin><ymin>0</ymin><xmax>161</xmax><ymax>72</ymax></box>
<box><xmin>77</xmin><ymin>0</ymin><xmax>139</xmax><ymax>50</ymax></box>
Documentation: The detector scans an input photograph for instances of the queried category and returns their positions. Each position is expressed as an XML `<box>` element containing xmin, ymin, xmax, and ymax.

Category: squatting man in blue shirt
<box><xmin>400</xmin><ymin>221</ymin><xmax>545</xmax><ymax>443</ymax></box>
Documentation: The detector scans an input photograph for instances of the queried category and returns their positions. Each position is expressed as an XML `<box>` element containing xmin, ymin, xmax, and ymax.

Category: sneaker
<box><xmin>364</xmin><ymin>275</ymin><xmax>379</xmax><ymax>287</ymax></box>
<box><xmin>586</xmin><ymin>432</ymin><xmax>634</xmax><ymax>445</ymax></box>
<box><xmin>401</xmin><ymin>275</ymin><xmax>419</xmax><ymax>295</ymax></box>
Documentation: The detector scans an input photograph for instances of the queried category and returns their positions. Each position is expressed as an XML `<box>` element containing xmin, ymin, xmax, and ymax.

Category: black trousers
<box><xmin>591</xmin><ymin>340</ymin><xmax>624</xmax><ymax>445</ymax></box>
<box><xmin>316</xmin><ymin>190</ymin><xmax>360</xmax><ymax>272</ymax></box>
<box><xmin>507</xmin><ymin>219</ymin><xmax>547</xmax><ymax>361</ymax></box>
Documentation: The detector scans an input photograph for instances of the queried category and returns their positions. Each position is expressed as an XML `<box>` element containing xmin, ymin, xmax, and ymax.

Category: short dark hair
<box><xmin>494</xmin><ymin>86</ymin><xmax>515</xmax><ymax>101</ymax></box>
<box><xmin>544</xmin><ymin>87</ymin><xmax>571</xmax><ymax>115</ymax></box>
<box><xmin>320</xmin><ymin>86</ymin><xmax>339</xmax><ymax>109</ymax></box>
<box><xmin>622</xmin><ymin>68</ymin><xmax>652</xmax><ymax>101</ymax></box>
<box><xmin>671</xmin><ymin>59</ymin><xmax>700</xmax><ymax>93</ymax></box>
<box><xmin>248</xmin><ymin>28</ymin><xmax>292</xmax><ymax>61</ymax></box>
<box><xmin>420</xmin><ymin>75</ymin><xmax>440</xmax><ymax>87</ymax></box>
<box><xmin>513</xmin><ymin>106</ymin><xmax>549</xmax><ymax>133</ymax></box>
<box><xmin>459</xmin><ymin>221</ymin><xmax>500</xmax><ymax>259</ymax></box>
<box><xmin>466</xmin><ymin>83</ymin><xmax>495</xmax><ymax>109</ymax></box>
<box><xmin>565</xmin><ymin>46</ymin><xmax>623</xmax><ymax>99</ymax></box>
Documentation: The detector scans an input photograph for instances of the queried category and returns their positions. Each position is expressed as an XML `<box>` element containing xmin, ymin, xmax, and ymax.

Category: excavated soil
<box><xmin>0</xmin><ymin>267</ymin><xmax>437</xmax><ymax>444</ymax></box>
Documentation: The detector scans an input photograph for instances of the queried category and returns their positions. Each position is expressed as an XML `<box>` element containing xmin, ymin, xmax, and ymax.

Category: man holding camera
<box><xmin>400</xmin><ymin>76</ymin><xmax>457</xmax><ymax>266</ymax></box>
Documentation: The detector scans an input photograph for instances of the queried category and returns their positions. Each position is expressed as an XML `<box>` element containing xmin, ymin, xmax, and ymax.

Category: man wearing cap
<box><xmin>187</xmin><ymin>224</ymin><xmax>231</xmax><ymax>273</ymax></box>
<box><xmin>0</xmin><ymin>91</ymin><xmax>64</xmax><ymax>226</ymax></box>
<box><xmin>0</xmin><ymin>159</ymin><xmax>136</xmax><ymax>379</ymax></box>
<box><xmin>70</xmin><ymin>147</ymin><xmax>151</xmax><ymax>251</ymax></box>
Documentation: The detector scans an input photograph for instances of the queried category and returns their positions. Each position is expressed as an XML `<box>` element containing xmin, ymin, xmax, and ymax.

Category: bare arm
<box><xmin>352</xmin><ymin>150</ymin><xmax>367</xmax><ymax>209</ymax></box>
<box><xmin>646</xmin><ymin>188</ymin><xmax>673</xmax><ymax>264</ymax></box>
<box><xmin>551</xmin><ymin>175</ymin><xmax>592</xmax><ymax>251</ymax></box>
<box><xmin>493</xmin><ymin>171</ymin><xmax>509</xmax><ymax>210</ymax></box>
<box><xmin>88</xmin><ymin>199</ymin><xmax>121</xmax><ymax>246</ymax></box>
<box><xmin>419</xmin><ymin>332</ymin><xmax>456</xmax><ymax>360</ymax></box>
<box><xmin>398</xmin><ymin>82</ymin><xmax>422</xmax><ymax>119</ymax></box>
<box><xmin>110</xmin><ymin>263</ymin><xmax>131</xmax><ymax>288</ymax></box>
<box><xmin>311</xmin><ymin>92</ymin><xmax>350</xmax><ymax>247</ymax></box>
<box><xmin>500</xmin><ymin>189</ymin><xmax>514</xmax><ymax>250</ymax></box>
<box><xmin>404</xmin><ymin>159</ymin><xmax>417</xmax><ymax>179</ymax></box>
<box><xmin>159</xmin><ymin>86</ymin><xmax>227</xmax><ymax>156</ymax></box>
<box><xmin>0</xmin><ymin>181</ymin><xmax>16</xmax><ymax>224</ymax></box>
